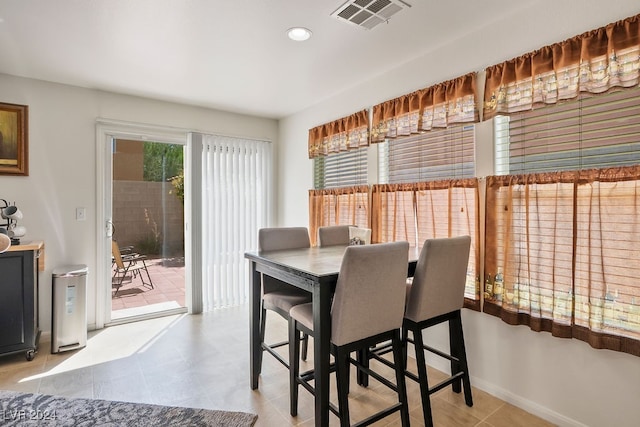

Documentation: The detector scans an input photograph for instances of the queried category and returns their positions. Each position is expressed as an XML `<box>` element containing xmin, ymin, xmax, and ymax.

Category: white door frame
<box><xmin>95</xmin><ymin>119</ymin><xmax>191</xmax><ymax>329</ymax></box>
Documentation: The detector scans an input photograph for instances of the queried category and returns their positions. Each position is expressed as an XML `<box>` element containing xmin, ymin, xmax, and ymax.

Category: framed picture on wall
<box><xmin>0</xmin><ymin>102</ymin><xmax>28</xmax><ymax>176</ymax></box>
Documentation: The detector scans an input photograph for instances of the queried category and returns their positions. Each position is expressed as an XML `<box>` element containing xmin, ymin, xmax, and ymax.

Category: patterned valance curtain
<box><xmin>308</xmin><ymin>110</ymin><xmax>370</xmax><ymax>159</ymax></box>
<box><xmin>371</xmin><ymin>72</ymin><xmax>479</xmax><ymax>143</ymax></box>
<box><xmin>371</xmin><ymin>179</ymin><xmax>480</xmax><ymax>309</ymax></box>
<box><xmin>308</xmin><ymin>185</ymin><xmax>370</xmax><ymax>246</ymax></box>
<box><xmin>484</xmin><ymin>13</ymin><xmax>640</xmax><ymax>120</ymax></box>
<box><xmin>485</xmin><ymin>166</ymin><xmax>640</xmax><ymax>357</ymax></box>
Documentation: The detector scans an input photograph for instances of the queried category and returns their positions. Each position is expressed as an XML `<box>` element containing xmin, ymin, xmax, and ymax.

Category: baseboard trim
<box><xmin>470</xmin><ymin>376</ymin><xmax>587</xmax><ymax>427</ymax></box>
<box><xmin>423</xmin><ymin>356</ymin><xmax>585</xmax><ymax>427</ymax></box>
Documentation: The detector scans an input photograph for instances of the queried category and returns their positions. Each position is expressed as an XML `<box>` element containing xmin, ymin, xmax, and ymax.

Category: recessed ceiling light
<box><xmin>287</xmin><ymin>27</ymin><xmax>312</xmax><ymax>41</ymax></box>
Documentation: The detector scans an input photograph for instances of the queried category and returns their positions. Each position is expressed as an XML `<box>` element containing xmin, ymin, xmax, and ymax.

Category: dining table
<box><xmin>245</xmin><ymin>244</ymin><xmax>419</xmax><ymax>426</ymax></box>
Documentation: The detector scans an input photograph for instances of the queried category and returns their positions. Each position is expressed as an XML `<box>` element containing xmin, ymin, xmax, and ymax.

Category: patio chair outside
<box><xmin>111</xmin><ymin>240</ymin><xmax>154</xmax><ymax>296</ymax></box>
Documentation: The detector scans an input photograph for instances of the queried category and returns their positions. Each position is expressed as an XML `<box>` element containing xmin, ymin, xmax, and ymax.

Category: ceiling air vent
<box><xmin>331</xmin><ymin>0</ymin><xmax>411</xmax><ymax>30</ymax></box>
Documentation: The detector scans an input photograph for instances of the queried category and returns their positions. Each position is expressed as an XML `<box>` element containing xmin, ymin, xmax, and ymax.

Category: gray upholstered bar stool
<box><xmin>258</xmin><ymin>227</ymin><xmax>312</xmax><ymax>373</ymax></box>
<box><xmin>288</xmin><ymin>241</ymin><xmax>410</xmax><ymax>427</ymax></box>
<box><xmin>317</xmin><ymin>225</ymin><xmax>352</xmax><ymax>247</ymax></box>
<box><xmin>402</xmin><ymin>235</ymin><xmax>473</xmax><ymax>427</ymax></box>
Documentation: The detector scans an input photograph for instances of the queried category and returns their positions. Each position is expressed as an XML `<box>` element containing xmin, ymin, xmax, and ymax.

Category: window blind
<box><xmin>201</xmin><ymin>135</ymin><xmax>270</xmax><ymax>310</ymax></box>
<box><xmin>495</xmin><ymin>87</ymin><xmax>640</xmax><ymax>175</ymax></box>
<box><xmin>314</xmin><ymin>146</ymin><xmax>368</xmax><ymax>189</ymax></box>
<box><xmin>378</xmin><ymin>124</ymin><xmax>475</xmax><ymax>184</ymax></box>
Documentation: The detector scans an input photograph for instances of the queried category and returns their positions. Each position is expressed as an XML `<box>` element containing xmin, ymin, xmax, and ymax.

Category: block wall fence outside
<box><xmin>112</xmin><ymin>180</ymin><xmax>184</xmax><ymax>256</ymax></box>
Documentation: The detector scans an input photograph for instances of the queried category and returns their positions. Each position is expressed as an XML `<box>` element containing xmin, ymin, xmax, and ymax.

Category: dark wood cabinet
<box><xmin>0</xmin><ymin>243</ymin><xmax>43</xmax><ymax>361</ymax></box>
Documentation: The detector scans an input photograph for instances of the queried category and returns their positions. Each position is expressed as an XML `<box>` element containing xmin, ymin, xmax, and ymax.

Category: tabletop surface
<box><xmin>245</xmin><ymin>245</ymin><xmax>347</xmax><ymax>277</ymax></box>
<box><xmin>245</xmin><ymin>244</ymin><xmax>420</xmax><ymax>278</ymax></box>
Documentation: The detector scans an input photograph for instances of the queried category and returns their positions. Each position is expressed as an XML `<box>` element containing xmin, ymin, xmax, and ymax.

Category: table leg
<box><xmin>313</xmin><ymin>282</ymin><xmax>331</xmax><ymax>427</ymax></box>
<box><xmin>249</xmin><ymin>261</ymin><xmax>261</xmax><ymax>389</ymax></box>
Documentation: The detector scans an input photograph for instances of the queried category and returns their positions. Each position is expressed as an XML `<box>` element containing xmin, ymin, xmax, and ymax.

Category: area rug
<box><xmin>0</xmin><ymin>390</ymin><xmax>257</xmax><ymax>427</ymax></box>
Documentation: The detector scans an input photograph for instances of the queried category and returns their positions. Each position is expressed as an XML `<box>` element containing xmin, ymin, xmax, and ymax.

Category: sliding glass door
<box><xmin>96</xmin><ymin>123</ymin><xmax>270</xmax><ymax>326</ymax></box>
<box><xmin>96</xmin><ymin>121</ymin><xmax>189</xmax><ymax>327</ymax></box>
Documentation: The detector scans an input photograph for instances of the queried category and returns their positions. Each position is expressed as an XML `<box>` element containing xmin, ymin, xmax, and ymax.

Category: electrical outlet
<box><xmin>76</xmin><ymin>207</ymin><xmax>86</xmax><ymax>221</ymax></box>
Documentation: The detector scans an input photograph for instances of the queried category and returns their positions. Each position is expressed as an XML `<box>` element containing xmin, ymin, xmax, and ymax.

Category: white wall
<box><xmin>277</xmin><ymin>2</ymin><xmax>640</xmax><ymax>426</ymax></box>
<box><xmin>0</xmin><ymin>73</ymin><xmax>278</xmax><ymax>333</ymax></box>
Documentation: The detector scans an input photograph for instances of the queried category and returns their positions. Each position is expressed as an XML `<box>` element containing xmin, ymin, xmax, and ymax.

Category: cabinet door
<box><xmin>0</xmin><ymin>251</ymin><xmax>35</xmax><ymax>352</ymax></box>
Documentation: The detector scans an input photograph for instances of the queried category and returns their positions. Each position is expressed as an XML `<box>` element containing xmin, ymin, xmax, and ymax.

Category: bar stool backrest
<box><xmin>318</xmin><ymin>225</ymin><xmax>352</xmax><ymax>247</ymax></box>
<box><xmin>405</xmin><ymin>236</ymin><xmax>471</xmax><ymax>322</ymax></box>
<box><xmin>259</xmin><ymin>227</ymin><xmax>310</xmax><ymax>252</ymax></box>
<box><xmin>259</xmin><ymin>227</ymin><xmax>311</xmax><ymax>294</ymax></box>
<box><xmin>331</xmin><ymin>241</ymin><xmax>409</xmax><ymax>347</ymax></box>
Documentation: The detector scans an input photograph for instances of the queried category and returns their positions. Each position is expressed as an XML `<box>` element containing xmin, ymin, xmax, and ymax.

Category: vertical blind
<box><xmin>201</xmin><ymin>134</ymin><xmax>270</xmax><ymax>310</ymax></box>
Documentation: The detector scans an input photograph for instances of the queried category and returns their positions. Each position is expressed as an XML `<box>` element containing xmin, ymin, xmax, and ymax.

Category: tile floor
<box><xmin>0</xmin><ymin>307</ymin><xmax>556</xmax><ymax>426</ymax></box>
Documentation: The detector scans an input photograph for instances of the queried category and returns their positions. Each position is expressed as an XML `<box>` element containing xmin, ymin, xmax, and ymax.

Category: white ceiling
<box><xmin>0</xmin><ymin>0</ymin><xmax>567</xmax><ymax>119</ymax></box>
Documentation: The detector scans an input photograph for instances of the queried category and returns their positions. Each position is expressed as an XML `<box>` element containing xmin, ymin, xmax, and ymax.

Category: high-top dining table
<box><xmin>245</xmin><ymin>244</ymin><xmax>419</xmax><ymax>426</ymax></box>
